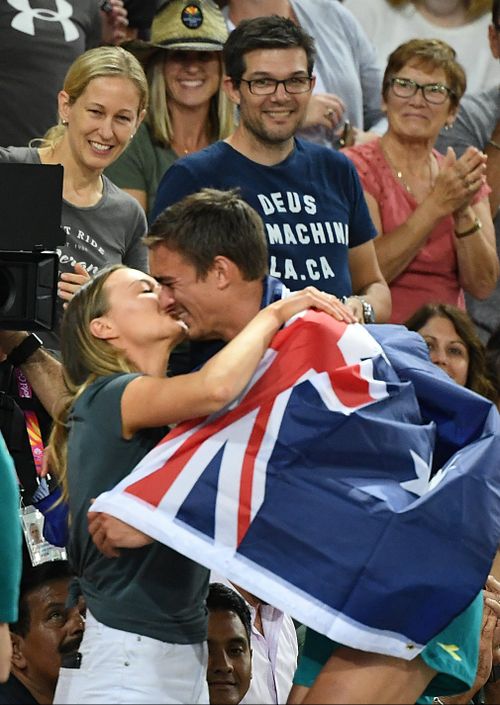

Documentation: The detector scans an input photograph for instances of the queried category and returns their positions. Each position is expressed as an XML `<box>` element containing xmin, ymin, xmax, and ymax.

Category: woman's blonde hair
<box><xmin>386</xmin><ymin>0</ymin><xmax>492</xmax><ymax>22</ymax></box>
<box><xmin>40</xmin><ymin>46</ymin><xmax>149</xmax><ymax>148</ymax></box>
<box><xmin>47</xmin><ymin>264</ymin><xmax>137</xmax><ymax>498</ymax></box>
<box><xmin>145</xmin><ymin>51</ymin><xmax>234</xmax><ymax>148</ymax></box>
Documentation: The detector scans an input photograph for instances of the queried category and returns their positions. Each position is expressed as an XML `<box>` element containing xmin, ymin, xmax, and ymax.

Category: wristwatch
<box><xmin>340</xmin><ymin>296</ymin><xmax>376</xmax><ymax>324</ymax></box>
<box><xmin>358</xmin><ymin>297</ymin><xmax>376</xmax><ymax>324</ymax></box>
<box><xmin>6</xmin><ymin>333</ymin><xmax>43</xmax><ymax>367</ymax></box>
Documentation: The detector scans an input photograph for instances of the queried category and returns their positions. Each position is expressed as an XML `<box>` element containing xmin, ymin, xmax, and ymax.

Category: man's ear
<box><xmin>211</xmin><ymin>256</ymin><xmax>235</xmax><ymax>290</ymax></box>
<box><xmin>89</xmin><ymin>316</ymin><xmax>115</xmax><ymax>340</ymax></box>
<box><xmin>222</xmin><ymin>75</ymin><xmax>241</xmax><ymax>107</ymax></box>
<box><xmin>10</xmin><ymin>633</ymin><xmax>27</xmax><ymax>670</ymax></box>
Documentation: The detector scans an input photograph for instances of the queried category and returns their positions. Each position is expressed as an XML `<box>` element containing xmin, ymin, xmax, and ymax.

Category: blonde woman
<box><xmin>0</xmin><ymin>46</ymin><xmax>149</xmax><ymax>350</ymax></box>
<box><xmin>343</xmin><ymin>0</ymin><xmax>496</xmax><ymax>93</ymax></box>
<box><xmin>105</xmin><ymin>0</ymin><xmax>234</xmax><ymax>220</ymax></box>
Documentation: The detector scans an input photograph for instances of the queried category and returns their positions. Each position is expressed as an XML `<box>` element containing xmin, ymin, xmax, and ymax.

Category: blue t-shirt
<box><xmin>152</xmin><ymin>139</ymin><xmax>376</xmax><ymax>296</ymax></box>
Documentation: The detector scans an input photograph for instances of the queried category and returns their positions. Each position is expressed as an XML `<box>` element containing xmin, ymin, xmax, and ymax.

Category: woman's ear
<box><xmin>57</xmin><ymin>90</ymin><xmax>71</xmax><ymax>125</ymax></box>
<box><xmin>89</xmin><ymin>316</ymin><xmax>114</xmax><ymax>340</ymax></box>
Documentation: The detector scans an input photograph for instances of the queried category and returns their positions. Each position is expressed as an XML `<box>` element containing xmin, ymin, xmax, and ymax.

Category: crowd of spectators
<box><xmin>1</xmin><ymin>1</ymin><xmax>500</xmax><ymax>704</ymax></box>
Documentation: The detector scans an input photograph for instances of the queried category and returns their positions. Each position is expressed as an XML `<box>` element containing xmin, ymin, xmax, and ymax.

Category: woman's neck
<box><xmin>413</xmin><ymin>0</ymin><xmax>468</xmax><ymax>27</ymax></box>
<box><xmin>168</xmin><ymin>102</ymin><xmax>213</xmax><ymax>156</ymax></box>
<box><xmin>39</xmin><ymin>139</ymin><xmax>103</xmax><ymax>207</ymax></box>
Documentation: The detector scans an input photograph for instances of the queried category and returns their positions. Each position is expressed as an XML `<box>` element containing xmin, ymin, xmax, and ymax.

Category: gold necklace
<box><xmin>380</xmin><ymin>142</ymin><xmax>434</xmax><ymax>196</ymax></box>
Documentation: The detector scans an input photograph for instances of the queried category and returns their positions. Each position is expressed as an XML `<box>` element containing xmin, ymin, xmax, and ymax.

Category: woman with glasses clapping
<box><xmin>343</xmin><ymin>38</ymin><xmax>499</xmax><ymax>324</ymax></box>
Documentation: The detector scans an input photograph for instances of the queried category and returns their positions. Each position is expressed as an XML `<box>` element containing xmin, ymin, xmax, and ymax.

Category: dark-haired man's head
<box><xmin>146</xmin><ymin>188</ymin><xmax>268</xmax><ymax>341</ymax></box>
<box><xmin>206</xmin><ymin>582</ymin><xmax>252</xmax><ymax>705</ymax></box>
<box><xmin>221</xmin><ymin>16</ymin><xmax>316</xmax><ymax>147</ymax></box>
<box><xmin>9</xmin><ymin>558</ymin><xmax>84</xmax><ymax>703</ymax></box>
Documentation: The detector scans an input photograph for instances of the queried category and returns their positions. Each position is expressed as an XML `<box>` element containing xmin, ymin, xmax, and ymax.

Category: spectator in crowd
<box><xmin>342</xmin><ymin>0</ymin><xmax>497</xmax><ymax>94</ymax></box>
<box><xmin>219</xmin><ymin>0</ymin><xmax>386</xmax><ymax>148</ymax></box>
<box><xmin>0</xmin><ymin>0</ymin><xmax>128</xmax><ymax>148</ymax></box>
<box><xmin>0</xmin><ymin>45</ymin><xmax>149</xmax><ymax>351</ymax></box>
<box><xmin>436</xmin><ymin>0</ymin><xmax>500</xmax><ymax>343</ymax></box>
<box><xmin>343</xmin><ymin>38</ymin><xmax>498</xmax><ymax>323</ymax></box>
<box><xmin>152</xmin><ymin>15</ymin><xmax>392</xmax><ymax>325</ymax></box>
<box><xmin>87</xmin><ymin>188</ymin><xmax>487</xmax><ymax>705</ymax></box>
<box><xmin>211</xmin><ymin>577</ymin><xmax>298</xmax><ymax>704</ymax></box>
<box><xmin>47</xmin><ymin>192</ymin><xmax>341</xmax><ymax>703</ymax></box>
<box><xmin>206</xmin><ymin>583</ymin><xmax>252</xmax><ymax>705</ymax></box>
<box><xmin>0</xmin><ymin>434</ymin><xmax>21</xmax><ymax>684</ymax></box>
<box><xmin>0</xmin><ymin>555</ymin><xmax>84</xmax><ymax>704</ymax></box>
<box><xmin>106</xmin><ymin>0</ymin><xmax>234</xmax><ymax>220</ymax></box>
<box><xmin>405</xmin><ymin>302</ymin><xmax>498</xmax><ymax>401</ymax></box>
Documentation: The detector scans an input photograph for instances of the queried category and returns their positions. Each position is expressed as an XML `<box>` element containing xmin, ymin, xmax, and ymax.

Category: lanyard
<box><xmin>14</xmin><ymin>367</ymin><xmax>44</xmax><ymax>475</ymax></box>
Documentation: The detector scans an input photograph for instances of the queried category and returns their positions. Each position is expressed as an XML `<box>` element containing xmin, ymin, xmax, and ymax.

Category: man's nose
<box><xmin>158</xmin><ymin>285</ymin><xmax>175</xmax><ymax>310</ymax></box>
<box><xmin>210</xmin><ymin>650</ymin><xmax>234</xmax><ymax>673</ymax></box>
<box><xmin>66</xmin><ymin>607</ymin><xmax>85</xmax><ymax>637</ymax></box>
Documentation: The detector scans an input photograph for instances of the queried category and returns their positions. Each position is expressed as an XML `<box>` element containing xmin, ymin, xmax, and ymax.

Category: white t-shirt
<box><xmin>343</xmin><ymin>0</ymin><xmax>498</xmax><ymax>93</ymax></box>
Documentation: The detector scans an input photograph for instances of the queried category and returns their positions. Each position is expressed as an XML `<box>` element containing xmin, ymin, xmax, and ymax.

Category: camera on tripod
<box><xmin>0</xmin><ymin>162</ymin><xmax>63</xmax><ymax>330</ymax></box>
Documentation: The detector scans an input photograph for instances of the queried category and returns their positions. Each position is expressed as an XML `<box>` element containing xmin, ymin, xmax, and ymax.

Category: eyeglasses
<box><xmin>389</xmin><ymin>77</ymin><xmax>455</xmax><ymax>105</ymax></box>
<box><xmin>239</xmin><ymin>76</ymin><xmax>313</xmax><ymax>95</ymax></box>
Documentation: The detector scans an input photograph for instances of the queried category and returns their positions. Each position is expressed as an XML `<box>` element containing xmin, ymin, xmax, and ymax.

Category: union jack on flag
<box><xmin>92</xmin><ymin>313</ymin><xmax>500</xmax><ymax>659</ymax></box>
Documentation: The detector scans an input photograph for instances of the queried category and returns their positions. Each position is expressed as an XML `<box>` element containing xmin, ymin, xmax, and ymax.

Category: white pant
<box><xmin>54</xmin><ymin>611</ymin><xmax>209</xmax><ymax>704</ymax></box>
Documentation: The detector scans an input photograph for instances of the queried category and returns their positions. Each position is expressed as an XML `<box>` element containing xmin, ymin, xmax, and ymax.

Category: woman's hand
<box><xmin>431</xmin><ymin>146</ymin><xmax>487</xmax><ymax>217</ymax></box>
<box><xmin>58</xmin><ymin>263</ymin><xmax>91</xmax><ymax>306</ymax></box>
<box><xmin>88</xmin><ymin>509</ymin><xmax>153</xmax><ymax>558</ymax></box>
<box><xmin>271</xmin><ymin>286</ymin><xmax>358</xmax><ymax>326</ymax></box>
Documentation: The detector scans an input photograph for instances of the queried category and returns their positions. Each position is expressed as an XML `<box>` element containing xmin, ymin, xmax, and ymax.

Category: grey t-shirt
<box><xmin>0</xmin><ymin>1</ymin><xmax>101</xmax><ymax>148</ymax></box>
<box><xmin>0</xmin><ymin>146</ymin><xmax>148</xmax><ymax>349</ymax></box>
<box><xmin>67</xmin><ymin>373</ymin><xmax>209</xmax><ymax>643</ymax></box>
<box><xmin>436</xmin><ymin>87</ymin><xmax>500</xmax><ymax>342</ymax></box>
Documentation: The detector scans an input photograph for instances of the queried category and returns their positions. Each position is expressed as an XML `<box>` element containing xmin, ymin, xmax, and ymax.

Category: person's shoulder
<box><xmin>0</xmin><ymin>146</ymin><xmax>38</xmax><ymax>164</ymax></box>
<box><xmin>74</xmin><ymin>373</ymin><xmax>141</xmax><ymax>409</ymax></box>
<box><xmin>295</xmin><ymin>138</ymin><xmax>351</xmax><ymax>165</ymax></box>
<box><xmin>102</xmin><ymin>175</ymin><xmax>146</xmax><ymax>213</ymax></box>
<box><xmin>180</xmin><ymin>140</ymin><xmax>230</xmax><ymax>166</ymax></box>
<box><xmin>343</xmin><ymin>139</ymin><xmax>381</xmax><ymax>169</ymax></box>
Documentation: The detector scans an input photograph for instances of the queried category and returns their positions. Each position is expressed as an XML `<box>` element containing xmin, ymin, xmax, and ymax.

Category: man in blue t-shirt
<box><xmin>152</xmin><ymin>15</ymin><xmax>391</xmax><ymax>325</ymax></box>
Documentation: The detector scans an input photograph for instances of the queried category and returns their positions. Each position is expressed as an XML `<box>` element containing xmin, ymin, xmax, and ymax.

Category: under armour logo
<box><xmin>8</xmin><ymin>0</ymin><xmax>79</xmax><ymax>42</ymax></box>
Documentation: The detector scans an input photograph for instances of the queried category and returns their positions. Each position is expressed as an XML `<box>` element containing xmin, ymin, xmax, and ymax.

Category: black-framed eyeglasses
<box><xmin>238</xmin><ymin>76</ymin><xmax>313</xmax><ymax>95</ymax></box>
<box><xmin>389</xmin><ymin>77</ymin><xmax>455</xmax><ymax>105</ymax></box>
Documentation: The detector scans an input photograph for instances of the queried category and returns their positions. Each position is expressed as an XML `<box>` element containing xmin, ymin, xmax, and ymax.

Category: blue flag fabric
<box><xmin>92</xmin><ymin>315</ymin><xmax>500</xmax><ymax>659</ymax></box>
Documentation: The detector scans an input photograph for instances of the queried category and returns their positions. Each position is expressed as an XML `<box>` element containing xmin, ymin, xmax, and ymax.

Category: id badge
<box><xmin>20</xmin><ymin>504</ymin><xmax>67</xmax><ymax>566</ymax></box>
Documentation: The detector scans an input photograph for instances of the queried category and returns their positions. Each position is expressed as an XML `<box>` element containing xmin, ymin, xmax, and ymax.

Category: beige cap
<box><xmin>124</xmin><ymin>0</ymin><xmax>228</xmax><ymax>63</ymax></box>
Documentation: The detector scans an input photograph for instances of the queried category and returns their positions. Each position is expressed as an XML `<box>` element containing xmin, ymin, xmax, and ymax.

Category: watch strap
<box><xmin>6</xmin><ymin>334</ymin><xmax>43</xmax><ymax>368</ymax></box>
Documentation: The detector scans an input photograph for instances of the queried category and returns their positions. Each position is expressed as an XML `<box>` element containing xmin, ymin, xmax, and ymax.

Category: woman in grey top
<box><xmin>0</xmin><ymin>45</ymin><xmax>149</xmax><ymax>350</ymax></box>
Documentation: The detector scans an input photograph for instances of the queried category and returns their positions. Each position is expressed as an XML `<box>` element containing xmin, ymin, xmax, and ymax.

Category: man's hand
<box><xmin>88</xmin><ymin>509</ymin><xmax>153</xmax><ymax>558</ymax></box>
<box><xmin>303</xmin><ymin>93</ymin><xmax>345</xmax><ymax>130</ymax></box>
<box><xmin>100</xmin><ymin>0</ymin><xmax>128</xmax><ymax>45</ymax></box>
<box><xmin>58</xmin><ymin>263</ymin><xmax>91</xmax><ymax>306</ymax></box>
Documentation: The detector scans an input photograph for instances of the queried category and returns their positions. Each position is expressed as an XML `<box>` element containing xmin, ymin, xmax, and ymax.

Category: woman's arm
<box><xmin>121</xmin><ymin>287</ymin><xmax>352</xmax><ymax>435</ymax></box>
<box><xmin>454</xmin><ymin>199</ymin><xmax>499</xmax><ymax>299</ymax></box>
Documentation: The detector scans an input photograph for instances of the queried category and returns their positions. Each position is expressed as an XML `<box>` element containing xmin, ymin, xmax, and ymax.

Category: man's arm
<box><xmin>302</xmin><ymin>648</ymin><xmax>435</xmax><ymax>704</ymax></box>
<box><xmin>0</xmin><ymin>331</ymin><xmax>65</xmax><ymax>417</ymax></box>
<box><xmin>347</xmin><ymin>239</ymin><xmax>392</xmax><ymax>323</ymax></box>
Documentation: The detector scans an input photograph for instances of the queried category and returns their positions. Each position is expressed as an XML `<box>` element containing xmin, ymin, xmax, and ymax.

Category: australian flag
<box><xmin>91</xmin><ymin>313</ymin><xmax>500</xmax><ymax>659</ymax></box>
